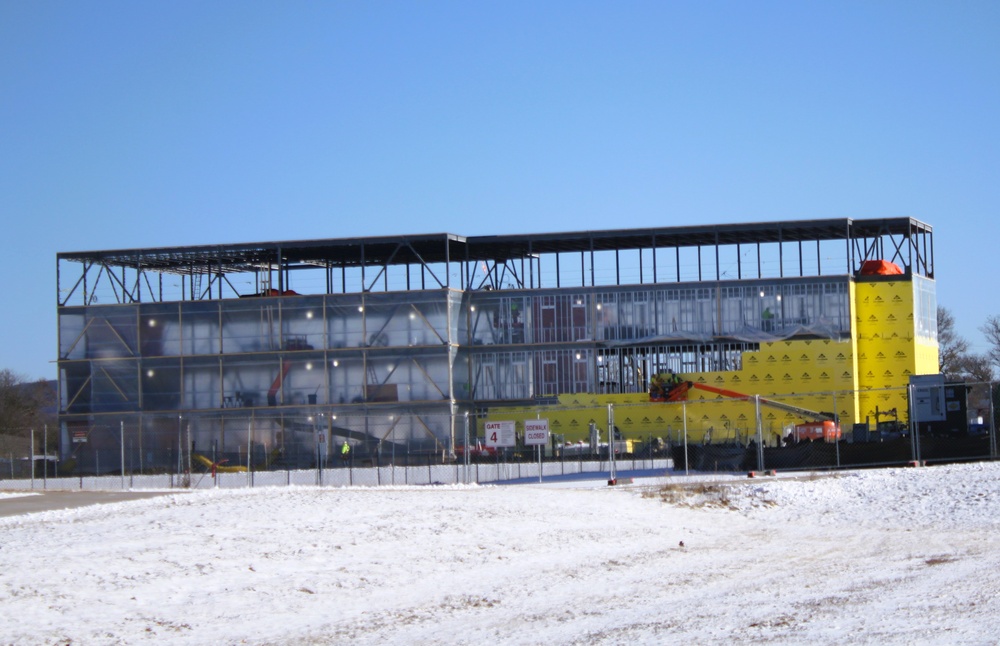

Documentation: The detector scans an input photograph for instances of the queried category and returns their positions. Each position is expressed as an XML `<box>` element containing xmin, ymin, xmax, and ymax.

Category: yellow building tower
<box><xmin>854</xmin><ymin>274</ymin><xmax>939</xmax><ymax>431</ymax></box>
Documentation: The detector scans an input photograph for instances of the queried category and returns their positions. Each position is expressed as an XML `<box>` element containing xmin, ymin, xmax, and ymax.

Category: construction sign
<box><xmin>485</xmin><ymin>421</ymin><xmax>516</xmax><ymax>448</ymax></box>
<box><xmin>524</xmin><ymin>419</ymin><xmax>549</xmax><ymax>446</ymax></box>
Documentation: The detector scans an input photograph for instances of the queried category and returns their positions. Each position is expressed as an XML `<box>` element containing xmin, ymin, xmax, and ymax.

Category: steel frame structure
<box><xmin>57</xmin><ymin>218</ymin><xmax>933</xmax><ymax>306</ymax></box>
<box><xmin>54</xmin><ymin>217</ymin><xmax>935</xmax><ymax>469</ymax></box>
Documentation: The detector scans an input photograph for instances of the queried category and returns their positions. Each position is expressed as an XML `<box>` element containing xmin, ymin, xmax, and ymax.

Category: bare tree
<box><xmin>938</xmin><ymin>306</ymin><xmax>970</xmax><ymax>379</ymax></box>
<box><xmin>0</xmin><ymin>369</ymin><xmax>56</xmax><ymax>435</ymax></box>
<box><xmin>982</xmin><ymin>315</ymin><xmax>1000</xmax><ymax>374</ymax></box>
<box><xmin>950</xmin><ymin>353</ymin><xmax>995</xmax><ymax>421</ymax></box>
<box><xmin>954</xmin><ymin>353</ymin><xmax>995</xmax><ymax>383</ymax></box>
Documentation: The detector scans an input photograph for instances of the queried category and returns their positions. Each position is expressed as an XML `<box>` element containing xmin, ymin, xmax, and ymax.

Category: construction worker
<box><xmin>340</xmin><ymin>440</ymin><xmax>350</xmax><ymax>462</ymax></box>
<box><xmin>762</xmin><ymin>307</ymin><xmax>775</xmax><ymax>332</ymax></box>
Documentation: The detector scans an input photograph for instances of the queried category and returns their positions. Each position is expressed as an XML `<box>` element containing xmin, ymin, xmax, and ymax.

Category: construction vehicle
<box><xmin>267</xmin><ymin>360</ymin><xmax>292</xmax><ymax>406</ymax></box>
<box><xmin>649</xmin><ymin>371</ymin><xmax>840</xmax><ymax>440</ymax></box>
<box><xmin>454</xmin><ymin>440</ymin><xmax>499</xmax><ymax>461</ymax></box>
<box><xmin>789</xmin><ymin>420</ymin><xmax>842</xmax><ymax>442</ymax></box>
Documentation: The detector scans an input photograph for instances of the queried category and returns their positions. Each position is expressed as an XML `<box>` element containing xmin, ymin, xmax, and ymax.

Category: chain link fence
<box><xmin>644</xmin><ymin>380</ymin><xmax>999</xmax><ymax>473</ymax></box>
<box><xmin>3</xmin><ymin>381</ymin><xmax>998</xmax><ymax>490</ymax></box>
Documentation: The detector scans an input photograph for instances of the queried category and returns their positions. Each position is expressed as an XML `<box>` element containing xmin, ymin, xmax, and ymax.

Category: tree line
<box><xmin>0</xmin><ymin>370</ymin><xmax>57</xmax><ymax>454</ymax></box>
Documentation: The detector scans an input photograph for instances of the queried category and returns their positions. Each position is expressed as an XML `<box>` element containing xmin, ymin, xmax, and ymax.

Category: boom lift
<box><xmin>649</xmin><ymin>372</ymin><xmax>839</xmax><ymax>439</ymax></box>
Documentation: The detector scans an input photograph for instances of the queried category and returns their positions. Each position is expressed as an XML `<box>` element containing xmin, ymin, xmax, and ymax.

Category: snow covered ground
<box><xmin>0</xmin><ymin>492</ymin><xmax>37</xmax><ymax>500</ymax></box>
<box><xmin>2</xmin><ymin>463</ymin><xmax>1000</xmax><ymax>645</ymax></box>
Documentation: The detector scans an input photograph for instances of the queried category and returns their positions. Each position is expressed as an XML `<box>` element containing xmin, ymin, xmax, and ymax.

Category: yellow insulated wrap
<box><xmin>854</xmin><ymin>278</ymin><xmax>936</xmax><ymax>424</ymax></box>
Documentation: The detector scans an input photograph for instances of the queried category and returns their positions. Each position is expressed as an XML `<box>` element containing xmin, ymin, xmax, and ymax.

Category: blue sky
<box><xmin>2</xmin><ymin>1</ymin><xmax>998</xmax><ymax>381</ymax></box>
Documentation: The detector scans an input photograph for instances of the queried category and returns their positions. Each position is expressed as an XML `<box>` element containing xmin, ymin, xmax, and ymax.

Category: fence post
<box><xmin>177</xmin><ymin>416</ymin><xmax>183</xmax><ymax>477</ymax></box>
<box><xmin>683</xmin><ymin>401</ymin><xmax>689</xmax><ymax>476</ymax></box>
<box><xmin>248</xmin><ymin>415</ymin><xmax>254</xmax><ymax>488</ymax></box>
<box><xmin>464</xmin><ymin>412</ymin><xmax>470</xmax><ymax>485</ymax></box>
<box><xmin>908</xmin><ymin>383</ymin><xmax>920</xmax><ymax>464</ymax></box>
<box><xmin>607</xmin><ymin>403</ymin><xmax>616</xmax><ymax>482</ymax></box>
<box><xmin>536</xmin><ymin>440</ymin><xmax>542</xmax><ymax>484</ymax></box>
<box><xmin>754</xmin><ymin>395</ymin><xmax>764</xmax><ymax>472</ymax></box>
<box><xmin>990</xmin><ymin>380</ymin><xmax>997</xmax><ymax>459</ymax></box>
<box><xmin>30</xmin><ymin>428</ymin><xmax>35</xmax><ymax>490</ymax></box>
<box><xmin>121</xmin><ymin>421</ymin><xmax>125</xmax><ymax>490</ymax></box>
<box><xmin>833</xmin><ymin>390</ymin><xmax>840</xmax><ymax>468</ymax></box>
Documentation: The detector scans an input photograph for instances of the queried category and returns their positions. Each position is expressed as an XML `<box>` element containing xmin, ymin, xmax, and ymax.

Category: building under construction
<box><xmin>56</xmin><ymin>217</ymin><xmax>937</xmax><ymax>466</ymax></box>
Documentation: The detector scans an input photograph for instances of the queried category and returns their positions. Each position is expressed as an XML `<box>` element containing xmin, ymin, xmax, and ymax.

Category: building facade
<box><xmin>56</xmin><ymin>218</ymin><xmax>937</xmax><ymax>468</ymax></box>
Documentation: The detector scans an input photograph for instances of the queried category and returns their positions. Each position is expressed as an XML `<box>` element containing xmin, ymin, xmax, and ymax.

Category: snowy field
<box><xmin>2</xmin><ymin>463</ymin><xmax>1000</xmax><ymax>645</ymax></box>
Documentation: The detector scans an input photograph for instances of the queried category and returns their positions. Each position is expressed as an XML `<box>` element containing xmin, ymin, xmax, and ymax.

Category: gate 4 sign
<box><xmin>485</xmin><ymin>421</ymin><xmax>516</xmax><ymax>448</ymax></box>
<box><xmin>524</xmin><ymin>419</ymin><xmax>549</xmax><ymax>446</ymax></box>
